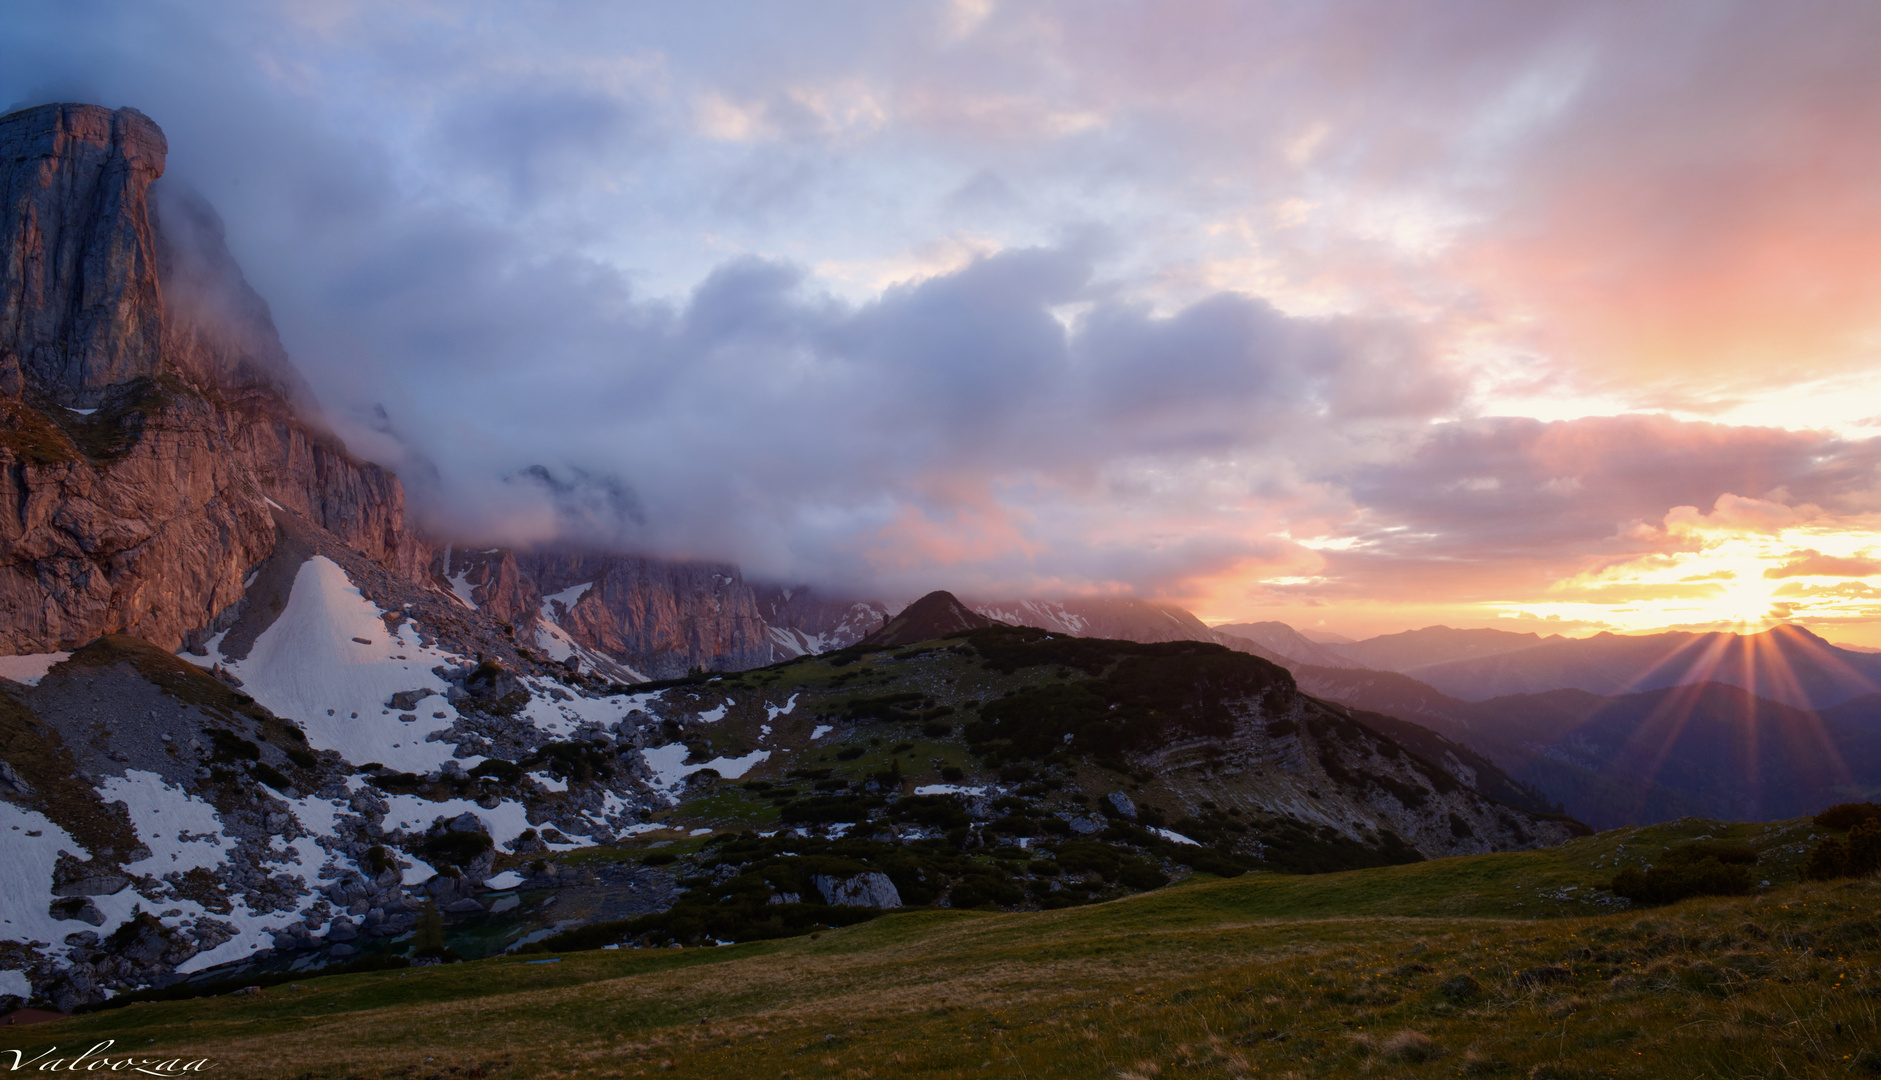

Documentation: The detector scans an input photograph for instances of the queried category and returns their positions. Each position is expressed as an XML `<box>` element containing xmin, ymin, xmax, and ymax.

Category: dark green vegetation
<box><xmin>1803</xmin><ymin>802</ymin><xmax>1881</xmax><ymax>881</ymax></box>
<box><xmin>1609</xmin><ymin>840</ymin><xmax>1757</xmax><ymax>905</ymax></box>
<box><xmin>8</xmin><ymin>816</ymin><xmax>1878</xmax><ymax>1080</ymax></box>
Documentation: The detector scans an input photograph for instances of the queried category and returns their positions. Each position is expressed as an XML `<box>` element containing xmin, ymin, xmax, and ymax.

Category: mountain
<box><xmin>754</xmin><ymin>585</ymin><xmax>889</xmax><ymax>658</ymax></box>
<box><xmin>1332</xmin><ymin>625</ymin><xmax>1549</xmax><ymax>672</ymax></box>
<box><xmin>1405</xmin><ymin>624</ymin><xmax>1881</xmax><ymax>709</ymax></box>
<box><xmin>966</xmin><ymin>597</ymin><xmax>1296</xmax><ymax>668</ymax></box>
<box><xmin>1210</xmin><ymin>620</ymin><xmax>1360</xmax><ymax>668</ymax></box>
<box><xmin>860</xmin><ymin>590</ymin><xmax>995</xmax><ymax>647</ymax></box>
<box><xmin>0</xmin><ymin>104</ymin><xmax>425</xmax><ymax>655</ymax></box>
<box><xmin>1292</xmin><ymin>663</ymin><xmax>1881</xmax><ymax>830</ymax></box>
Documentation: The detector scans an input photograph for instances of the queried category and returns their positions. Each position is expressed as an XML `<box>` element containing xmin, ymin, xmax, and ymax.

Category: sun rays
<box><xmin>1495</xmin><ymin>497</ymin><xmax>1881</xmax><ymax>638</ymax></box>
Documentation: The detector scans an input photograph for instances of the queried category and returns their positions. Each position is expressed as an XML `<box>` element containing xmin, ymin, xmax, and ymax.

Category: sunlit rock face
<box><xmin>0</xmin><ymin>103</ymin><xmax>425</xmax><ymax>652</ymax></box>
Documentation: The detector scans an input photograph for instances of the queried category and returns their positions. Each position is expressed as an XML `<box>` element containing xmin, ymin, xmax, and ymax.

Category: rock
<box><xmin>1066</xmin><ymin>816</ymin><xmax>1103</xmax><ymax>835</ymax></box>
<box><xmin>1106</xmin><ymin>792</ymin><xmax>1138</xmax><ymax>820</ymax></box>
<box><xmin>49</xmin><ymin>897</ymin><xmax>106</xmax><ymax>926</ymax></box>
<box><xmin>50</xmin><ymin>856</ymin><xmax>130</xmax><ymax>898</ymax></box>
<box><xmin>444</xmin><ymin>898</ymin><xmax>485</xmax><ymax>914</ymax></box>
<box><xmin>326</xmin><ymin>943</ymin><xmax>355</xmax><ymax>959</ymax></box>
<box><xmin>813</xmin><ymin>872</ymin><xmax>902</xmax><ymax>909</ymax></box>
<box><xmin>232</xmin><ymin>985</ymin><xmax>261</xmax><ymax>996</ymax></box>
<box><xmin>447</xmin><ymin>811</ymin><xmax>487</xmax><ymax>834</ymax></box>
<box><xmin>387</xmin><ymin>689</ymin><xmax>433</xmax><ymax>710</ymax></box>
<box><xmin>324</xmin><ymin>917</ymin><xmax>358</xmax><ymax>943</ymax></box>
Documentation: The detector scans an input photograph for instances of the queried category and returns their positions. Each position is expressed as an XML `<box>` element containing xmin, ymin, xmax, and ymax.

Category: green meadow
<box><xmin>7</xmin><ymin>815</ymin><xmax>1878</xmax><ymax>1079</ymax></box>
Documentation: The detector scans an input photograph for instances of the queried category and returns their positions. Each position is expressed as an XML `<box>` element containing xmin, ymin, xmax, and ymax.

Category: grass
<box><xmin>9</xmin><ymin>817</ymin><xmax>1877</xmax><ymax>1079</ymax></box>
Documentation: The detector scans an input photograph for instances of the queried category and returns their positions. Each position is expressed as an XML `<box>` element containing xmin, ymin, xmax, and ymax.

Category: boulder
<box><xmin>813</xmin><ymin>872</ymin><xmax>902</xmax><ymax>909</ymax></box>
<box><xmin>1106</xmin><ymin>792</ymin><xmax>1138</xmax><ymax>820</ymax></box>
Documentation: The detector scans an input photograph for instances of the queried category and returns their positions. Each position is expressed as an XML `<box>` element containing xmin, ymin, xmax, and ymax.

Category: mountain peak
<box><xmin>860</xmin><ymin>590</ymin><xmax>995</xmax><ymax>647</ymax></box>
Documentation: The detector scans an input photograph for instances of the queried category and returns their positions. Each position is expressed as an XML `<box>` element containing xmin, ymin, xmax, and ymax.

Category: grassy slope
<box><xmin>8</xmin><ymin>816</ymin><xmax>1879</xmax><ymax>1079</ymax></box>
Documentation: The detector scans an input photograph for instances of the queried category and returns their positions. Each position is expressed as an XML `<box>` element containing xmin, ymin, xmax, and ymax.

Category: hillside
<box><xmin>4</xmin><ymin>815</ymin><xmax>1874</xmax><ymax>1079</ymax></box>
<box><xmin>0</xmin><ymin>587</ymin><xmax>1580</xmax><ymax>1013</ymax></box>
<box><xmin>1405</xmin><ymin>623</ymin><xmax>1881</xmax><ymax>709</ymax></box>
<box><xmin>1295</xmin><ymin>664</ymin><xmax>1881</xmax><ymax>829</ymax></box>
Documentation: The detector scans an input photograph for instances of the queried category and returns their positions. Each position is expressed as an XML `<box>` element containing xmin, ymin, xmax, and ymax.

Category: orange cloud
<box><xmin>1764</xmin><ymin>550</ymin><xmax>1881</xmax><ymax>579</ymax></box>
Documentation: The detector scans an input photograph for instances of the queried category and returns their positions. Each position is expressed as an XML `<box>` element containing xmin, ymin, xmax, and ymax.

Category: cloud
<box><xmin>4</xmin><ymin>0</ymin><xmax>1881</xmax><ymax>628</ymax></box>
<box><xmin>1316</xmin><ymin>416</ymin><xmax>1881</xmax><ymax>603</ymax></box>
<box><xmin>1765</xmin><ymin>551</ymin><xmax>1881</xmax><ymax>580</ymax></box>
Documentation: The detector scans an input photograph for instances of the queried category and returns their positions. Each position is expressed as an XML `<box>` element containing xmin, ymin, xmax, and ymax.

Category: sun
<box><xmin>1495</xmin><ymin>501</ymin><xmax>1881</xmax><ymax>636</ymax></box>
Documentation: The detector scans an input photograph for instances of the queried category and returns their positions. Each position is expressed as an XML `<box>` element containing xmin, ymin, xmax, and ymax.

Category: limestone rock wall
<box><xmin>0</xmin><ymin>102</ymin><xmax>425</xmax><ymax>652</ymax></box>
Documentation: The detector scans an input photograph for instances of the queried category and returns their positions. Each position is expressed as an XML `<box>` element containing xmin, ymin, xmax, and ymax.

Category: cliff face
<box><xmin>0</xmin><ymin>105</ymin><xmax>168</xmax><ymax>403</ymax></box>
<box><xmin>0</xmin><ymin>103</ymin><xmax>422</xmax><ymax>652</ymax></box>
<box><xmin>519</xmin><ymin>552</ymin><xmax>772</xmax><ymax>679</ymax></box>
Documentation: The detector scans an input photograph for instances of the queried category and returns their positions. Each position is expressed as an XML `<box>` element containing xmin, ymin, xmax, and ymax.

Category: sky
<box><xmin>7</xmin><ymin>1</ymin><xmax>1881</xmax><ymax>643</ymax></box>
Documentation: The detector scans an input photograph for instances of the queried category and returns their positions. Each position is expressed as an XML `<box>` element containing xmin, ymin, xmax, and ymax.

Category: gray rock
<box><xmin>387</xmin><ymin>689</ymin><xmax>434</xmax><ymax>710</ymax></box>
<box><xmin>51</xmin><ymin>856</ymin><xmax>130</xmax><ymax>898</ymax></box>
<box><xmin>50</xmin><ymin>897</ymin><xmax>106</xmax><ymax>925</ymax></box>
<box><xmin>447</xmin><ymin>811</ymin><xmax>486</xmax><ymax>833</ymax></box>
<box><xmin>1107</xmin><ymin>791</ymin><xmax>1138</xmax><ymax>820</ymax></box>
<box><xmin>326</xmin><ymin>943</ymin><xmax>355</xmax><ymax>959</ymax></box>
<box><xmin>444</xmin><ymin>898</ymin><xmax>485</xmax><ymax>914</ymax></box>
<box><xmin>1066</xmin><ymin>816</ymin><xmax>1104</xmax><ymax>835</ymax></box>
<box><xmin>324</xmin><ymin>918</ymin><xmax>358</xmax><ymax>942</ymax></box>
<box><xmin>813</xmin><ymin>872</ymin><xmax>901</xmax><ymax>909</ymax></box>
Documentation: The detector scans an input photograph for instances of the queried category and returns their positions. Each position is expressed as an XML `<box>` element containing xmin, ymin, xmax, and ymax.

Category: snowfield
<box><xmin>0</xmin><ymin>652</ymin><xmax>71</xmax><ymax>687</ymax></box>
<box><xmin>198</xmin><ymin>556</ymin><xmax>468</xmax><ymax>774</ymax></box>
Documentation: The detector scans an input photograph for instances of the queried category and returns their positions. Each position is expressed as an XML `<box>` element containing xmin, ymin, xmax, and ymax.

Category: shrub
<box><xmin>1611</xmin><ymin>848</ymin><xmax>1752</xmax><ymax>905</ymax></box>
<box><xmin>1814</xmin><ymin>802</ymin><xmax>1881</xmax><ymax>830</ymax></box>
<box><xmin>1803</xmin><ymin>819</ymin><xmax>1881</xmax><ymax>880</ymax></box>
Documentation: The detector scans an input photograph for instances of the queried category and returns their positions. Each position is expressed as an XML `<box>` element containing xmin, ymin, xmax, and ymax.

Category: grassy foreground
<box><xmin>7</xmin><ymin>818</ymin><xmax>1879</xmax><ymax>1079</ymax></box>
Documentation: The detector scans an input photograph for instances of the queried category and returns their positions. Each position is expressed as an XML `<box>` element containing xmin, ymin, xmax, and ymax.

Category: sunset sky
<box><xmin>8</xmin><ymin>2</ymin><xmax>1881</xmax><ymax>643</ymax></box>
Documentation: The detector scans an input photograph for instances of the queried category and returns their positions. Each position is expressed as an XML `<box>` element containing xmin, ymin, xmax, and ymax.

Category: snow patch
<box><xmin>1150</xmin><ymin>827</ymin><xmax>1201</xmax><ymax>846</ymax></box>
<box><xmin>483</xmin><ymin>870</ymin><xmax>525</xmax><ymax>890</ymax></box>
<box><xmin>694</xmin><ymin>699</ymin><xmax>731</xmax><ymax>724</ymax></box>
<box><xmin>215</xmin><ymin>557</ymin><xmax>465</xmax><ymax>774</ymax></box>
<box><xmin>811</xmin><ymin>725</ymin><xmax>833</xmax><ymax>740</ymax></box>
<box><xmin>542</xmin><ymin>582</ymin><xmax>594</xmax><ymax>611</ymax></box>
<box><xmin>641</xmin><ymin>744</ymin><xmax>772</xmax><ymax>793</ymax></box>
<box><xmin>101</xmin><ymin>771</ymin><xmax>229</xmax><ymax>874</ymax></box>
<box><xmin>530</xmin><ymin>771</ymin><xmax>569</xmax><ymax>793</ymax></box>
<box><xmin>913</xmin><ymin>784</ymin><xmax>985</xmax><ymax>797</ymax></box>
<box><xmin>765</xmin><ymin>694</ymin><xmax>800</xmax><ymax>721</ymax></box>
<box><xmin>0</xmin><ymin>652</ymin><xmax>70</xmax><ymax>687</ymax></box>
<box><xmin>0</xmin><ymin>803</ymin><xmax>91</xmax><ymax>950</ymax></box>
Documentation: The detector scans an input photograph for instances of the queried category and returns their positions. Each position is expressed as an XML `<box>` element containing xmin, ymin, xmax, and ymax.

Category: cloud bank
<box><xmin>5</xmin><ymin>1</ymin><xmax>1880</xmax><ymax>635</ymax></box>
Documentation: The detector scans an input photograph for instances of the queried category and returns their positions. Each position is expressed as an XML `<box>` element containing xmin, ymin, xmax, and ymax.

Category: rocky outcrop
<box><xmin>0</xmin><ymin>105</ymin><xmax>168</xmax><ymax>404</ymax></box>
<box><xmin>517</xmin><ymin>552</ymin><xmax>772</xmax><ymax>679</ymax></box>
<box><xmin>0</xmin><ymin>388</ymin><xmax>274</xmax><ymax>652</ymax></box>
<box><xmin>0</xmin><ymin>102</ymin><xmax>426</xmax><ymax>652</ymax></box>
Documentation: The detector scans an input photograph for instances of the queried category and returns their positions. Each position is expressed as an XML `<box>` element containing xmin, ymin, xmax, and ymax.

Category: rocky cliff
<box><xmin>0</xmin><ymin>103</ymin><xmax>423</xmax><ymax>652</ymax></box>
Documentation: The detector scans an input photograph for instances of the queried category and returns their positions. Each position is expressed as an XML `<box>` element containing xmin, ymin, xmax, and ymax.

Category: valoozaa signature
<box><xmin>0</xmin><ymin>1041</ymin><xmax>213</xmax><ymax>1074</ymax></box>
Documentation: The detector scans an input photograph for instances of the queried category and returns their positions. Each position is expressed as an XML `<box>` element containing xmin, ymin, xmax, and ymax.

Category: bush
<box><xmin>1803</xmin><ymin>819</ymin><xmax>1881</xmax><ymax>880</ymax></box>
<box><xmin>1665</xmin><ymin>840</ymin><xmax>1758</xmax><ymax>866</ymax></box>
<box><xmin>1611</xmin><ymin>848</ymin><xmax>1753</xmax><ymax>905</ymax></box>
<box><xmin>1814</xmin><ymin>802</ymin><xmax>1881</xmax><ymax>830</ymax></box>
